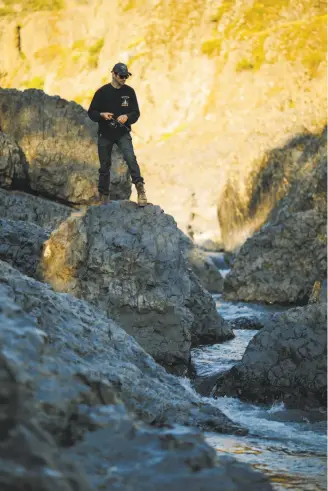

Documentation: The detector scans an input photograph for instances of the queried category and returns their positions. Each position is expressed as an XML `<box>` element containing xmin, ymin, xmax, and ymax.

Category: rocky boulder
<box><xmin>0</xmin><ymin>272</ymin><xmax>273</xmax><ymax>490</ymax></box>
<box><xmin>213</xmin><ymin>303</ymin><xmax>327</xmax><ymax>409</ymax></box>
<box><xmin>0</xmin><ymin>315</ymin><xmax>91</xmax><ymax>491</ymax></box>
<box><xmin>0</xmin><ymin>186</ymin><xmax>225</xmax><ymax>299</ymax></box>
<box><xmin>0</xmin><ymin>132</ymin><xmax>29</xmax><ymax>188</ymax></box>
<box><xmin>185</xmin><ymin>246</ymin><xmax>224</xmax><ymax>293</ymax></box>
<box><xmin>229</xmin><ymin>316</ymin><xmax>264</xmax><ymax>330</ymax></box>
<box><xmin>0</xmin><ymin>88</ymin><xmax>131</xmax><ymax>203</ymax></box>
<box><xmin>224</xmin><ymin>131</ymin><xmax>327</xmax><ymax>303</ymax></box>
<box><xmin>0</xmin><ymin>260</ymin><xmax>242</xmax><ymax>434</ymax></box>
<box><xmin>39</xmin><ymin>202</ymin><xmax>233</xmax><ymax>374</ymax></box>
<box><xmin>0</xmin><ymin>187</ymin><xmax>72</xmax><ymax>230</ymax></box>
<box><xmin>0</xmin><ymin>218</ymin><xmax>48</xmax><ymax>277</ymax></box>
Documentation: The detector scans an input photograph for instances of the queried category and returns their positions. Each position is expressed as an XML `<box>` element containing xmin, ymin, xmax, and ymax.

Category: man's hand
<box><xmin>100</xmin><ymin>112</ymin><xmax>113</xmax><ymax>120</ymax></box>
<box><xmin>117</xmin><ymin>115</ymin><xmax>128</xmax><ymax>124</ymax></box>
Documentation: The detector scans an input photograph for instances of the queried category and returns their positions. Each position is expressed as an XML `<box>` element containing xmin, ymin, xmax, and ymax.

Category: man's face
<box><xmin>113</xmin><ymin>71</ymin><xmax>129</xmax><ymax>86</ymax></box>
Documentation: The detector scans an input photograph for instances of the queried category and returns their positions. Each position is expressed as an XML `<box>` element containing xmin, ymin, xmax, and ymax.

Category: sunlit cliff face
<box><xmin>0</xmin><ymin>0</ymin><xmax>326</xmax><ymax>249</ymax></box>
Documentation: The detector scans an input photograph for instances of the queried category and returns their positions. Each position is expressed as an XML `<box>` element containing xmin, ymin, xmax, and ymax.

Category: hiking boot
<box><xmin>101</xmin><ymin>194</ymin><xmax>110</xmax><ymax>205</ymax></box>
<box><xmin>90</xmin><ymin>192</ymin><xmax>110</xmax><ymax>206</ymax></box>
<box><xmin>135</xmin><ymin>182</ymin><xmax>147</xmax><ymax>207</ymax></box>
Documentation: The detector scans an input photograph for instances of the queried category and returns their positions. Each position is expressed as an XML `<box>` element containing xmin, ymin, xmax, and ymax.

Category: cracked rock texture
<box><xmin>0</xmin><ymin>188</ymin><xmax>72</xmax><ymax>230</ymax></box>
<box><xmin>213</xmin><ymin>303</ymin><xmax>327</xmax><ymax>409</ymax></box>
<box><xmin>224</xmin><ymin>130</ymin><xmax>327</xmax><ymax>303</ymax></box>
<box><xmin>0</xmin><ymin>269</ymin><xmax>273</xmax><ymax>490</ymax></box>
<box><xmin>0</xmin><ymin>186</ymin><xmax>222</xmax><ymax>302</ymax></box>
<box><xmin>0</xmin><ymin>218</ymin><xmax>48</xmax><ymax>277</ymax></box>
<box><xmin>0</xmin><ymin>132</ymin><xmax>28</xmax><ymax>188</ymax></box>
<box><xmin>39</xmin><ymin>202</ymin><xmax>233</xmax><ymax>374</ymax></box>
<box><xmin>0</xmin><ymin>88</ymin><xmax>131</xmax><ymax>203</ymax></box>
<box><xmin>0</xmin><ymin>187</ymin><xmax>223</xmax><ymax>294</ymax></box>
<box><xmin>0</xmin><ymin>260</ymin><xmax>242</xmax><ymax>434</ymax></box>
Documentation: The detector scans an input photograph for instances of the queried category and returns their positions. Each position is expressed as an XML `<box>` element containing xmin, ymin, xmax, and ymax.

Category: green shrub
<box><xmin>120</xmin><ymin>0</ymin><xmax>137</xmax><ymax>11</ymax></box>
<box><xmin>236</xmin><ymin>59</ymin><xmax>255</xmax><ymax>71</ymax></box>
<box><xmin>127</xmin><ymin>51</ymin><xmax>147</xmax><ymax>65</ymax></box>
<box><xmin>24</xmin><ymin>76</ymin><xmax>45</xmax><ymax>89</ymax></box>
<box><xmin>201</xmin><ymin>38</ymin><xmax>222</xmax><ymax>56</ymax></box>
<box><xmin>35</xmin><ymin>44</ymin><xmax>66</xmax><ymax>64</ymax></box>
<box><xmin>210</xmin><ymin>0</ymin><xmax>234</xmax><ymax>24</ymax></box>
<box><xmin>202</xmin><ymin>0</ymin><xmax>327</xmax><ymax>75</ymax></box>
<box><xmin>72</xmin><ymin>39</ymin><xmax>87</xmax><ymax>51</ymax></box>
<box><xmin>3</xmin><ymin>0</ymin><xmax>64</xmax><ymax>11</ymax></box>
<box><xmin>88</xmin><ymin>38</ymin><xmax>104</xmax><ymax>68</ymax></box>
<box><xmin>0</xmin><ymin>7</ymin><xmax>14</xmax><ymax>16</ymax></box>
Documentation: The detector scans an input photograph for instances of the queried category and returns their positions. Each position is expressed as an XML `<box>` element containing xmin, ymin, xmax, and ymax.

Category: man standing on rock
<box><xmin>88</xmin><ymin>62</ymin><xmax>147</xmax><ymax>206</ymax></box>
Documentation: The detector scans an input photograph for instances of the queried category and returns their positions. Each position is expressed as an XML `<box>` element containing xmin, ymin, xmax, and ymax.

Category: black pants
<box><xmin>97</xmin><ymin>133</ymin><xmax>144</xmax><ymax>195</ymax></box>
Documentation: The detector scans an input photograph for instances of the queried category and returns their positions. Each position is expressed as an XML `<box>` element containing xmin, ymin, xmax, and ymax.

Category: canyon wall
<box><xmin>0</xmin><ymin>0</ymin><xmax>326</xmax><ymax>248</ymax></box>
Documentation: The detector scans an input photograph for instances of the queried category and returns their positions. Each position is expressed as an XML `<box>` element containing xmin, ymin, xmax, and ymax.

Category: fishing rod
<box><xmin>108</xmin><ymin>117</ymin><xmax>147</xmax><ymax>142</ymax></box>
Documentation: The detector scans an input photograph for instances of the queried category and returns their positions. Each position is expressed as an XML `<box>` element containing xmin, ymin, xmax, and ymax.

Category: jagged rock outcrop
<box><xmin>39</xmin><ymin>202</ymin><xmax>233</xmax><ymax>374</ymax></box>
<box><xmin>0</xmin><ymin>260</ymin><xmax>242</xmax><ymax>434</ymax></box>
<box><xmin>213</xmin><ymin>303</ymin><xmax>327</xmax><ymax>409</ymax></box>
<box><xmin>0</xmin><ymin>88</ymin><xmax>131</xmax><ymax>203</ymax></box>
<box><xmin>0</xmin><ymin>218</ymin><xmax>48</xmax><ymax>276</ymax></box>
<box><xmin>185</xmin><ymin>246</ymin><xmax>224</xmax><ymax>293</ymax></box>
<box><xmin>0</xmin><ymin>186</ymin><xmax>224</xmax><ymax>300</ymax></box>
<box><xmin>229</xmin><ymin>316</ymin><xmax>264</xmax><ymax>330</ymax></box>
<box><xmin>0</xmin><ymin>340</ymin><xmax>91</xmax><ymax>491</ymax></box>
<box><xmin>224</xmin><ymin>131</ymin><xmax>327</xmax><ymax>303</ymax></box>
<box><xmin>0</xmin><ymin>132</ymin><xmax>28</xmax><ymax>188</ymax></box>
<box><xmin>0</xmin><ymin>187</ymin><xmax>72</xmax><ymax>230</ymax></box>
<box><xmin>0</xmin><ymin>266</ymin><xmax>274</xmax><ymax>490</ymax></box>
<box><xmin>0</xmin><ymin>186</ymin><xmax>224</xmax><ymax>293</ymax></box>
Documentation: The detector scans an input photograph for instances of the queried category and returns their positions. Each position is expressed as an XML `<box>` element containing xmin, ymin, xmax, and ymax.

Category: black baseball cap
<box><xmin>112</xmin><ymin>62</ymin><xmax>132</xmax><ymax>76</ymax></box>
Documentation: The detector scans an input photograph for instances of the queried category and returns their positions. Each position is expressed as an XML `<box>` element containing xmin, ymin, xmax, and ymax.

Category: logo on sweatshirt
<box><xmin>121</xmin><ymin>96</ymin><xmax>129</xmax><ymax>107</ymax></box>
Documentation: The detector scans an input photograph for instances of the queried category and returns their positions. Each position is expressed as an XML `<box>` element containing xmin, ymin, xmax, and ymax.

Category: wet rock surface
<box><xmin>0</xmin><ymin>268</ymin><xmax>273</xmax><ymax>490</ymax></box>
<box><xmin>193</xmin><ymin>372</ymin><xmax>221</xmax><ymax>398</ymax></box>
<box><xmin>213</xmin><ymin>303</ymin><xmax>327</xmax><ymax>409</ymax></box>
<box><xmin>39</xmin><ymin>202</ymin><xmax>233</xmax><ymax>374</ymax></box>
<box><xmin>0</xmin><ymin>88</ymin><xmax>131</xmax><ymax>203</ymax></box>
<box><xmin>229</xmin><ymin>316</ymin><xmax>264</xmax><ymax>330</ymax></box>
<box><xmin>224</xmin><ymin>131</ymin><xmax>327</xmax><ymax>303</ymax></box>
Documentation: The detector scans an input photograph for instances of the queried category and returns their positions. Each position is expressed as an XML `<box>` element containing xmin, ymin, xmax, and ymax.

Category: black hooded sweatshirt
<box><xmin>87</xmin><ymin>83</ymin><xmax>140</xmax><ymax>140</ymax></box>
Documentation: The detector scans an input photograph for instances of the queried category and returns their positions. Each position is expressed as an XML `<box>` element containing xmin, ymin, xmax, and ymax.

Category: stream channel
<box><xmin>187</xmin><ymin>254</ymin><xmax>327</xmax><ymax>491</ymax></box>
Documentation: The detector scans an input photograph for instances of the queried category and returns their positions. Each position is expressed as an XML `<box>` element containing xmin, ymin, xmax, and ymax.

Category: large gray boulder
<box><xmin>0</xmin><ymin>339</ymin><xmax>91</xmax><ymax>491</ymax></box>
<box><xmin>0</xmin><ymin>275</ymin><xmax>273</xmax><ymax>490</ymax></box>
<box><xmin>39</xmin><ymin>202</ymin><xmax>233</xmax><ymax>374</ymax></box>
<box><xmin>0</xmin><ymin>259</ymin><xmax>241</xmax><ymax>434</ymax></box>
<box><xmin>213</xmin><ymin>303</ymin><xmax>327</xmax><ymax>409</ymax></box>
<box><xmin>0</xmin><ymin>88</ymin><xmax>131</xmax><ymax>203</ymax></box>
<box><xmin>0</xmin><ymin>186</ymin><xmax>225</xmax><ymax>294</ymax></box>
<box><xmin>0</xmin><ymin>187</ymin><xmax>72</xmax><ymax>230</ymax></box>
<box><xmin>224</xmin><ymin>132</ymin><xmax>327</xmax><ymax>303</ymax></box>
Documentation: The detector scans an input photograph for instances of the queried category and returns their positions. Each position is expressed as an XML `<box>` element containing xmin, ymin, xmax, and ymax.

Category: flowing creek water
<box><xmin>188</xmin><ymin>256</ymin><xmax>327</xmax><ymax>491</ymax></box>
